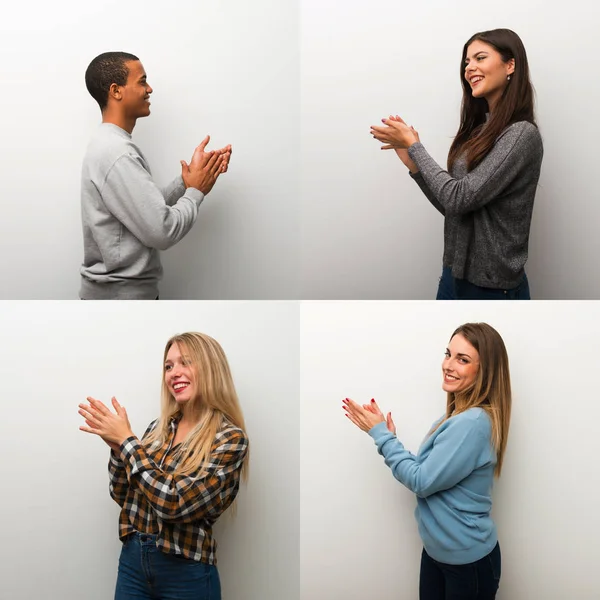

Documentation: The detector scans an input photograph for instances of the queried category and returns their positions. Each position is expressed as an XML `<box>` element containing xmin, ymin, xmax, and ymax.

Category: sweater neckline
<box><xmin>100</xmin><ymin>122</ymin><xmax>132</xmax><ymax>138</ymax></box>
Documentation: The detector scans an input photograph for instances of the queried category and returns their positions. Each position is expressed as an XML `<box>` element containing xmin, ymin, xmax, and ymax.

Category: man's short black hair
<box><xmin>85</xmin><ymin>51</ymin><xmax>140</xmax><ymax>111</ymax></box>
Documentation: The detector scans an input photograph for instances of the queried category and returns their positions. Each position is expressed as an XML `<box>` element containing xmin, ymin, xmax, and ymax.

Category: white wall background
<box><xmin>0</xmin><ymin>301</ymin><xmax>299</xmax><ymax>600</ymax></box>
<box><xmin>0</xmin><ymin>0</ymin><xmax>299</xmax><ymax>299</ymax></box>
<box><xmin>301</xmin><ymin>301</ymin><xmax>600</xmax><ymax>599</ymax></box>
<box><xmin>301</xmin><ymin>0</ymin><xmax>600</xmax><ymax>299</ymax></box>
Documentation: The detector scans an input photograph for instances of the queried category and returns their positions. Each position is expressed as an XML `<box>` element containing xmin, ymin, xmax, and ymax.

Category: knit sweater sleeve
<box><xmin>101</xmin><ymin>153</ymin><xmax>205</xmax><ymax>251</ymax></box>
<box><xmin>368</xmin><ymin>417</ymin><xmax>490</xmax><ymax>498</ymax></box>
<box><xmin>409</xmin><ymin>171</ymin><xmax>446</xmax><ymax>216</ymax></box>
<box><xmin>406</xmin><ymin>122</ymin><xmax>542</xmax><ymax>216</ymax></box>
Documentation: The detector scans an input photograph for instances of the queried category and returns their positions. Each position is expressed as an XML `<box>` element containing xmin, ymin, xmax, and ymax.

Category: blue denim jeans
<box><xmin>436</xmin><ymin>267</ymin><xmax>530</xmax><ymax>300</ymax></box>
<box><xmin>114</xmin><ymin>532</ymin><xmax>221</xmax><ymax>600</ymax></box>
<box><xmin>419</xmin><ymin>542</ymin><xmax>501</xmax><ymax>600</ymax></box>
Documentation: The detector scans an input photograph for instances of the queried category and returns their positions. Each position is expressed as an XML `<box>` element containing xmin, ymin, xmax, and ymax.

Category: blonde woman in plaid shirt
<box><xmin>78</xmin><ymin>332</ymin><xmax>249</xmax><ymax>600</ymax></box>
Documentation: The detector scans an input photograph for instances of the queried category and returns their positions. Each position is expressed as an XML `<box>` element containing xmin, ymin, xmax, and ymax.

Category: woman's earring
<box><xmin>507</xmin><ymin>74</ymin><xmax>512</xmax><ymax>81</ymax></box>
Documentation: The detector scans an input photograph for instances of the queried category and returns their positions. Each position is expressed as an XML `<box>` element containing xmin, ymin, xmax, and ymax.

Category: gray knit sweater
<box><xmin>408</xmin><ymin>121</ymin><xmax>543</xmax><ymax>289</ymax></box>
<box><xmin>80</xmin><ymin>123</ymin><xmax>204</xmax><ymax>300</ymax></box>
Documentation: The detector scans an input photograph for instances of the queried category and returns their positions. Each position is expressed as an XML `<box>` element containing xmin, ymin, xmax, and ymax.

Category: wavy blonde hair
<box><xmin>430</xmin><ymin>323</ymin><xmax>511</xmax><ymax>477</ymax></box>
<box><xmin>143</xmin><ymin>332</ymin><xmax>249</xmax><ymax>482</ymax></box>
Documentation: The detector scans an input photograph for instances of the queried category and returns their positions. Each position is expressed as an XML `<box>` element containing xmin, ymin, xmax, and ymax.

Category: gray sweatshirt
<box><xmin>79</xmin><ymin>123</ymin><xmax>204</xmax><ymax>299</ymax></box>
<box><xmin>408</xmin><ymin>121</ymin><xmax>543</xmax><ymax>290</ymax></box>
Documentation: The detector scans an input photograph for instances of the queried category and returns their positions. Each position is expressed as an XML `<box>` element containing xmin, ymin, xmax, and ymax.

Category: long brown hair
<box><xmin>431</xmin><ymin>323</ymin><xmax>512</xmax><ymax>477</ymax></box>
<box><xmin>143</xmin><ymin>332</ymin><xmax>249</xmax><ymax>482</ymax></box>
<box><xmin>447</xmin><ymin>28</ymin><xmax>537</xmax><ymax>172</ymax></box>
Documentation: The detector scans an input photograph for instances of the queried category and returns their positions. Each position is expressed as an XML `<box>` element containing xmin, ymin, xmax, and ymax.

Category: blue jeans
<box><xmin>114</xmin><ymin>532</ymin><xmax>221</xmax><ymax>600</ymax></box>
<box><xmin>419</xmin><ymin>542</ymin><xmax>501</xmax><ymax>600</ymax></box>
<box><xmin>436</xmin><ymin>267</ymin><xmax>530</xmax><ymax>300</ymax></box>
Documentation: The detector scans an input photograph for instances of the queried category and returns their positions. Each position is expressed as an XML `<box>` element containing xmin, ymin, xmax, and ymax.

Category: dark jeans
<box><xmin>419</xmin><ymin>542</ymin><xmax>501</xmax><ymax>600</ymax></box>
<box><xmin>436</xmin><ymin>267</ymin><xmax>530</xmax><ymax>300</ymax></box>
<box><xmin>114</xmin><ymin>532</ymin><xmax>221</xmax><ymax>600</ymax></box>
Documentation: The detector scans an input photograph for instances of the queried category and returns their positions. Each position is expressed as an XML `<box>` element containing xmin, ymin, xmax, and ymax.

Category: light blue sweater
<box><xmin>368</xmin><ymin>407</ymin><xmax>497</xmax><ymax>565</ymax></box>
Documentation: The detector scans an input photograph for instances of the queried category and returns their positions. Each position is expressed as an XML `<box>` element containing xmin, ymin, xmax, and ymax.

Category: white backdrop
<box><xmin>301</xmin><ymin>0</ymin><xmax>600</xmax><ymax>299</ymax></box>
<box><xmin>0</xmin><ymin>301</ymin><xmax>299</xmax><ymax>600</ymax></box>
<box><xmin>0</xmin><ymin>0</ymin><xmax>298</xmax><ymax>299</ymax></box>
<box><xmin>301</xmin><ymin>301</ymin><xmax>600</xmax><ymax>599</ymax></box>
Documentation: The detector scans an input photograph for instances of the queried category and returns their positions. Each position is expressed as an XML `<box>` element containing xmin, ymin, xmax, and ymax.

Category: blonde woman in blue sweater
<box><xmin>343</xmin><ymin>322</ymin><xmax>511</xmax><ymax>599</ymax></box>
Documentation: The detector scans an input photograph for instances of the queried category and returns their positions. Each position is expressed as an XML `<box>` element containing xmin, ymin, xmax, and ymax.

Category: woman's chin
<box><xmin>442</xmin><ymin>382</ymin><xmax>459</xmax><ymax>392</ymax></box>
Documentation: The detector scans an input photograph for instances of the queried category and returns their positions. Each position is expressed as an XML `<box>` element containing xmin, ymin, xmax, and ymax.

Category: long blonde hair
<box><xmin>430</xmin><ymin>323</ymin><xmax>511</xmax><ymax>477</ymax></box>
<box><xmin>143</xmin><ymin>332</ymin><xmax>249</xmax><ymax>482</ymax></box>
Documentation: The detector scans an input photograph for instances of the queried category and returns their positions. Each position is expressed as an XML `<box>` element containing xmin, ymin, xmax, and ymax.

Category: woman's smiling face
<box><xmin>442</xmin><ymin>334</ymin><xmax>480</xmax><ymax>393</ymax></box>
<box><xmin>164</xmin><ymin>342</ymin><xmax>197</xmax><ymax>404</ymax></box>
<box><xmin>464</xmin><ymin>40</ymin><xmax>514</xmax><ymax>110</ymax></box>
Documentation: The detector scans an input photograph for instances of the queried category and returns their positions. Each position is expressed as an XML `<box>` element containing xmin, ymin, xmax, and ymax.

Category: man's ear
<box><xmin>108</xmin><ymin>82</ymin><xmax>122</xmax><ymax>102</ymax></box>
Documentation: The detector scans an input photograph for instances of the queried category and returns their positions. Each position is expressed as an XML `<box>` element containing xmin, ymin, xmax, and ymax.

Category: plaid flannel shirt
<box><xmin>108</xmin><ymin>414</ymin><xmax>248</xmax><ymax>564</ymax></box>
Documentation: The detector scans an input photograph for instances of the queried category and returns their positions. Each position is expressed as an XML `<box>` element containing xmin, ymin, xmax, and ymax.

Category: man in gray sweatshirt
<box><xmin>80</xmin><ymin>51</ymin><xmax>231</xmax><ymax>299</ymax></box>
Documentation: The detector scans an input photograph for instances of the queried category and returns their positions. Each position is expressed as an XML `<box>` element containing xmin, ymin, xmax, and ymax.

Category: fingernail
<box><xmin>371</xmin><ymin>399</ymin><xmax>375</xmax><ymax>403</ymax></box>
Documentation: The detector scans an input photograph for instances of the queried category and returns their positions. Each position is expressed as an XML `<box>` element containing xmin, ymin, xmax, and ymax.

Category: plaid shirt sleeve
<box><xmin>120</xmin><ymin>426</ymin><xmax>248</xmax><ymax>523</ymax></box>
<box><xmin>108</xmin><ymin>419</ymin><xmax>158</xmax><ymax>508</ymax></box>
<box><xmin>108</xmin><ymin>450</ymin><xmax>129</xmax><ymax>507</ymax></box>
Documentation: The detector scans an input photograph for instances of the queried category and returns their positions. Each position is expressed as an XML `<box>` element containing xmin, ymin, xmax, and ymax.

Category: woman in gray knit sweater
<box><xmin>371</xmin><ymin>29</ymin><xmax>543</xmax><ymax>300</ymax></box>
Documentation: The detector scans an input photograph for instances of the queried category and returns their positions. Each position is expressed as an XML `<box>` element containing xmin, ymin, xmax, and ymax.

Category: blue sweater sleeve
<box><xmin>368</xmin><ymin>417</ymin><xmax>489</xmax><ymax>498</ymax></box>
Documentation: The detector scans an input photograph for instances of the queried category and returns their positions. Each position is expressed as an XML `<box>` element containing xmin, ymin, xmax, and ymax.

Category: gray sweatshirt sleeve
<box><xmin>409</xmin><ymin>171</ymin><xmax>446</xmax><ymax>216</ymax></box>
<box><xmin>407</xmin><ymin>122</ymin><xmax>541</xmax><ymax>215</ymax></box>
<box><xmin>160</xmin><ymin>175</ymin><xmax>186</xmax><ymax>207</ymax></box>
<box><xmin>101</xmin><ymin>154</ymin><xmax>205</xmax><ymax>251</ymax></box>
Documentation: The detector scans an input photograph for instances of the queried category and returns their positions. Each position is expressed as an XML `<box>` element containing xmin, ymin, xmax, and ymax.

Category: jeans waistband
<box><xmin>126</xmin><ymin>531</ymin><xmax>158</xmax><ymax>544</ymax></box>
